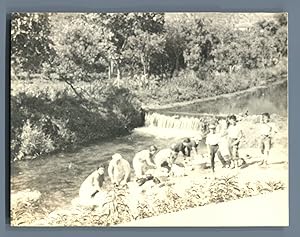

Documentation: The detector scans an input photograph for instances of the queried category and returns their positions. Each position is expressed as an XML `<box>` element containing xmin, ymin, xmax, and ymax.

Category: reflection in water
<box><xmin>154</xmin><ymin>80</ymin><xmax>287</xmax><ymax>116</ymax></box>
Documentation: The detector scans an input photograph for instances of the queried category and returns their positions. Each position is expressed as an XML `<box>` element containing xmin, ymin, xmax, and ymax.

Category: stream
<box><xmin>11</xmin><ymin>80</ymin><xmax>287</xmax><ymax>212</ymax></box>
<box><xmin>11</xmin><ymin>126</ymin><xmax>204</xmax><ymax>212</ymax></box>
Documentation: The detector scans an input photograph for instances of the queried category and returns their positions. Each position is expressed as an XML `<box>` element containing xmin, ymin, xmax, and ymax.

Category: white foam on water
<box><xmin>134</xmin><ymin>126</ymin><xmax>202</xmax><ymax>139</ymax></box>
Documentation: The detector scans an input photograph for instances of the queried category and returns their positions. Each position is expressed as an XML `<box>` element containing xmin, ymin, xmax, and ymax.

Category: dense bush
<box><xmin>129</xmin><ymin>59</ymin><xmax>287</xmax><ymax>105</ymax></box>
<box><xmin>11</xmin><ymin>85</ymin><xmax>143</xmax><ymax>161</ymax></box>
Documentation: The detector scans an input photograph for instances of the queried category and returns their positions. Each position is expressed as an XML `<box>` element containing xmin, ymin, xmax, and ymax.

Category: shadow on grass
<box><xmin>269</xmin><ymin>161</ymin><xmax>287</xmax><ymax>165</ymax></box>
<box><xmin>239</xmin><ymin>160</ymin><xmax>261</xmax><ymax>169</ymax></box>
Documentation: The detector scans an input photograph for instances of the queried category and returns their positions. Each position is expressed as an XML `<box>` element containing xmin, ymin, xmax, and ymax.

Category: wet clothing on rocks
<box><xmin>136</xmin><ymin>174</ymin><xmax>161</xmax><ymax>186</ymax></box>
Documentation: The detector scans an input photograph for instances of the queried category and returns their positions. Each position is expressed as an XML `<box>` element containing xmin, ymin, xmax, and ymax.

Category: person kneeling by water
<box><xmin>153</xmin><ymin>148</ymin><xmax>178</xmax><ymax>174</ymax></box>
<box><xmin>108</xmin><ymin>153</ymin><xmax>131</xmax><ymax>187</ymax></box>
<box><xmin>187</xmin><ymin>136</ymin><xmax>203</xmax><ymax>157</ymax></box>
<box><xmin>171</xmin><ymin>139</ymin><xmax>191</xmax><ymax>157</ymax></box>
<box><xmin>79</xmin><ymin>166</ymin><xmax>106</xmax><ymax>206</ymax></box>
<box><xmin>132</xmin><ymin>145</ymin><xmax>158</xmax><ymax>179</ymax></box>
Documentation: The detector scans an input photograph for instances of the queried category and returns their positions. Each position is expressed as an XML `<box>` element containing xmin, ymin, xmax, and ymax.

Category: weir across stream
<box><xmin>11</xmin><ymin>79</ymin><xmax>287</xmax><ymax>217</ymax></box>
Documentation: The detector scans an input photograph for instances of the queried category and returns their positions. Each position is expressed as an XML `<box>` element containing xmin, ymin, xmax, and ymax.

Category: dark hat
<box><xmin>183</xmin><ymin>138</ymin><xmax>191</xmax><ymax>143</ymax></box>
<box><xmin>228</xmin><ymin>114</ymin><xmax>237</xmax><ymax>121</ymax></box>
<box><xmin>261</xmin><ymin>112</ymin><xmax>270</xmax><ymax>118</ymax></box>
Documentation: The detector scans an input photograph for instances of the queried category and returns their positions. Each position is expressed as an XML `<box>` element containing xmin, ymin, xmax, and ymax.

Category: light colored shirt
<box><xmin>216</xmin><ymin>119</ymin><xmax>228</xmax><ymax>137</ymax></box>
<box><xmin>227</xmin><ymin>124</ymin><xmax>242</xmax><ymax>139</ymax></box>
<box><xmin>153</xmin><ymin>148</ymin><xmax>174</xmax><ymax>166</ymax></box>
<box><xmin>133</xmin><ymin>149</ymin><xmax>156</xmax><ymax>168</ymax></box>
<box><xmin>79</xmin><ymin>170</ymin><xmax>104</xmax><ymax>198</ymax></box>
<box><xmin>206</xmin><ymin>133</ymin><xmax>220</xmax><ymax>146</ymax></box>
<box><xmin>133</xmin><ymin>150</ymin><xmax>151</xmax><ymax>163</ymax></box>
<box><xmin>260</xmin><ymin>122</ymin><xmax>278</xmax><ymax>136</ymax></box>
<box><xmin>108</xmin><ymin>158</ymin><xmax>130</xmax><ymax>184</ymax></box>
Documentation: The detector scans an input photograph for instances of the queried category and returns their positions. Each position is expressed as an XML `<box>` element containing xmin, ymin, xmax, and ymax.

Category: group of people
<box><xmin>205</xmin><ymin>112</ymin><xmax>277</xmax><ymax>172</ymax></box>
<box><xmin>77</xmin><ymin>145</ymin><xmax>172</xmax><ymax>204</ymax></box>
<box><xmin>78</xmin><ymin>112</ymin><xmax>277</xmax><ymax>205</ymax></box>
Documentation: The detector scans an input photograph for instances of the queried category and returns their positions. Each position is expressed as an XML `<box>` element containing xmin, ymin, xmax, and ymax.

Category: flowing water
<box><xmin>11</xmin><ymin>119</ymin><xmax>205</xmax><ymax>212</ymax></box>
<box><xmin>11</xmin><ymin>80</ymin><xmax>288</xmax><ymax>212</ymax></box>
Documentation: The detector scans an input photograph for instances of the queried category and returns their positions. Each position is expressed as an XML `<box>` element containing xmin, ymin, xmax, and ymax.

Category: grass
<box><xmin>11</xmin><ymin>175</ymin><xmax>286</xmax><ymax>226</ymax></box>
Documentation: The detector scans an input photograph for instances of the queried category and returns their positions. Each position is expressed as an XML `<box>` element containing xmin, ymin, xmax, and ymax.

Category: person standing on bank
<box><xmin>216</xmin><ymin>117</ymin><xmax>231</xmax><ymax>167</ymax></box>
<box><xmin>206</xmin><ymin>124</ymin><xmax>227</xmax><ymax>173</ymax></box>
<box><xmin>259</xmin><ymin>112</ymin><xmax>278</xmax><ymax>166</ymax></box>
<box><xmin>108</xmin><ymin>153</ymin><xmax>131</xmax><ymax>186</ymax></box>
<box><xmin>227</xmin><ymin>114</ymin><xmax>244</xmax><ymax>169</ymax></box>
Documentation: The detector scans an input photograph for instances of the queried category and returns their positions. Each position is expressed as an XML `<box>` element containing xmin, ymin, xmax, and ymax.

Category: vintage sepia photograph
<box><xmin>10</xmin><ymin>12</ymin><xmax>288</xmax><ymax>227</ymax></box>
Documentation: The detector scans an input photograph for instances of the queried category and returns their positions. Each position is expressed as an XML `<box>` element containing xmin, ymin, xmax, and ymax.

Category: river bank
<box><xmin>11</xmin><ymin>113</ymin><xmax>288</xmax><ymax>226</ymax></box>
<box><xmin>11</xmin><ymin>83</ymin><xmax>144</xmax><ymax>161</ymax></box>
<box><xmin>144</xmin><ymin>79</ymin><xmax>287</xmax><ymax>116</ymax></box>
<box><xmin>11</xmin><ymin>71</ymin><xmax>288</xmax><ymax>227</ymax></box>
<box><xmin>11</xmin><ymin>148</ymin><xmax>288</xmax><ymax>226</ymax></box>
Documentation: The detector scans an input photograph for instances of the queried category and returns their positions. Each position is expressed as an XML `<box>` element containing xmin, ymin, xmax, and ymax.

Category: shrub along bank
<box><xmin>128</xmin><ymin>58</ymin><xmax>287</xmax><ymax>106</ymax></box>
<box><xmin>11</xmin><ymin>84</ymin><xmax>144</xmax><ymax>161</ymax></box>
<box><xmin>10</xmin><ymin>175</ymin><xmax>286</xmax><ymax>226</ymax></box>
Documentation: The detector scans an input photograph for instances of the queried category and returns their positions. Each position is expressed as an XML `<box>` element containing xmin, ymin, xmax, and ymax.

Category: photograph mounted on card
<box><xmin>10</xmin><ymin>12</ymin><xmax>288</xmax><ymax>227</ymax></box>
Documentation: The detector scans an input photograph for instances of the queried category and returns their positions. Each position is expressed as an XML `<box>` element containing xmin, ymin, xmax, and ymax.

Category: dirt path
<box><xmin>119</xmin><ymin>189</ymin><xmax>288</xmax><ymax>227</ymax></box>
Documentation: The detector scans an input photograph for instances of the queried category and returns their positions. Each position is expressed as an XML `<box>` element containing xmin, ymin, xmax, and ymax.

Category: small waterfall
<box><xmin>145</xmin><ymin>112</ymin><xmax>207</xmax><ymax>132</ymax></box>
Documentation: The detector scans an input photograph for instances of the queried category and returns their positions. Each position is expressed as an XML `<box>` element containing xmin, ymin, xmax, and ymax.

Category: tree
<box><xmin>125</xmin><ymin>29</ymin><xmax>165</xmax><ymax>78</ymax></box>
<box><xmin>183</xmin><ymin>16</ymin><xmax>220</xmax><ymax>75</ymax></box>
<box><xmin>251</xmin><ymin>14</ymin><xmax>287</xmax><ymax>68</ymax></box>
<box><xmin>11</xmin><ymin>13</ymin><xmax>54</xmax><ymax>77</ymax></box>
<box><xmin>179</xmin><ymin>13</ymin><xmax>287</xmax><ymax>74</ymax></box>
<box><xmin>49</xmin><ymin>13</ymin><xmax>114</xmax><ymax>97</ymax></box>
<box><xmin>164</xmin><ymin>16</ymin><xmax>187</xmax><ymax>77</ymax></box>
<box><xmin>49</xmin><ymin>13</ymin><xmax>166</xmax><ymax>92</ymax></box>
<box><xmin>102</xmin><ymin>13</ymin><xmax>165</xmax><ymax>83</ymax></box>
